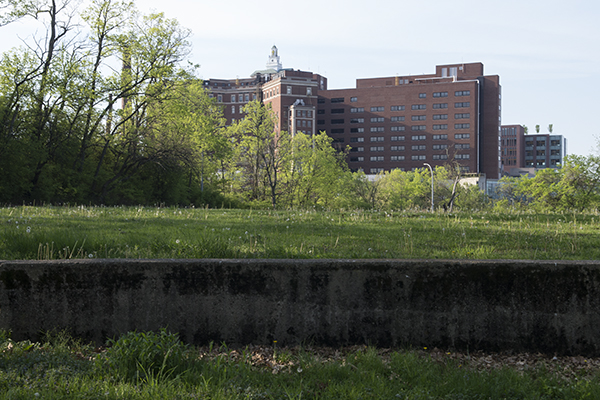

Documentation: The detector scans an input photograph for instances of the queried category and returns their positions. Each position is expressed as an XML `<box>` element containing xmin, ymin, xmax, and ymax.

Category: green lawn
<box><xmin>1</xmin><ymin>330</ymin><xmax>600</xmax><ymax>399</ymax></box>
<box><xmin>1</xmin><ymin>205</ymin><xmax>600</xmax><ymax>261</ymax></box>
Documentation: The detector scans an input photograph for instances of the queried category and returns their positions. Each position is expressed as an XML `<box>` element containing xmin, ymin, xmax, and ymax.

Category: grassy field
<box><xmin>1</xmin><ymin>330</ymin><xmax>600</xmax><ymax>399</ymax></box>
<box><xmin>1</xmin><ymin>205</ymin><xmax>600</xmax><ymax>260</ymax></box>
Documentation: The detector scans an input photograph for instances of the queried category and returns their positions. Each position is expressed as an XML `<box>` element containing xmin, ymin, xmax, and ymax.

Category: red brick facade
<box><xmin>204</xmin><ymin>57</ymin><xmax>502</xmax><ymax>179</ymax></box>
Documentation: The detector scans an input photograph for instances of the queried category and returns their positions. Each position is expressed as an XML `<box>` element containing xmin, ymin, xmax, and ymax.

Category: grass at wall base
<box><xmin>1</xmin><ymin>329</ymin><xmax>600</xmax><ymax>400</ymax></box>
<box><xmin>1</xmin><ymin>205</ymin><xmax>599</xmax><ymax>261</ymax></box>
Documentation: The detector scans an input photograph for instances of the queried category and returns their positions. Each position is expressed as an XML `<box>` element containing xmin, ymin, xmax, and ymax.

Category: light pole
<box><xmin>423</xmin><ymin>163</ymin><xmax>434</xmax><ymax>213</ymax></box>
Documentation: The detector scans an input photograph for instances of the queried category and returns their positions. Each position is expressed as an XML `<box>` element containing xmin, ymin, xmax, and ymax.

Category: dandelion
<box><xmin>26</xmin><ymin>226</ymin><xmax>31</xmax><ymax>233</ymax></box>
<box><xmin>297</xmin><ymin>367</ymin><xmax>303</xmax><ymax>373</ymax></box>
<box><xmin>175</xmin><ymin>239</ymin><xmax>180</xmax><ymax>244</ymax></box>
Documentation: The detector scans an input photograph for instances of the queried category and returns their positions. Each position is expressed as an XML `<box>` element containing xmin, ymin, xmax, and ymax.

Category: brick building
<box><xmin>204</xmin><ymin>47</ymin><xmax>502</xmax><ymax>179</ymax></box>
<box><xmin>500</xmin><ymin>124</ymin><xmax>566</xmax><ymax>175</ymax></box>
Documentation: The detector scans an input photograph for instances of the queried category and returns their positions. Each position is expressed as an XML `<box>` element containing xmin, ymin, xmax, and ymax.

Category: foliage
<box><xmin>99</xmin><ymin>329</ymin><xmax>189</xmax><ymax>383</ymax></box>
<box><xmin>495</xmin><ymin>155</ymin><xmax>600</xmax><ymax>212</ymax></box>
<box><xmin>2</xmin><ymin>330</ymin><xmax>600</xmax><ymax>399</ymax></box>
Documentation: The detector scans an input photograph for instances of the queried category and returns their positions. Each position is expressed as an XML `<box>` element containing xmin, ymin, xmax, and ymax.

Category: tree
<box><xmin>228</xmin><ymin>100</ymin><xmax>289</xmax><ymax>207</ymax></box>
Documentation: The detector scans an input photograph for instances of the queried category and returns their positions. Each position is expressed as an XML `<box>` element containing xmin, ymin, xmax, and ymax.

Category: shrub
<box><xmin>99</xmin><ymin>329</ymin><xmax>189</xmax><ymax>383</ymax></box>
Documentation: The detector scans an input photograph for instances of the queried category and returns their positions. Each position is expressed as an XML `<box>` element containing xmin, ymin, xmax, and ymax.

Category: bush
<box><xmin>99</xmin><ymin>329</ymin><xmax>190</xmax><ymax>383</ymax></box>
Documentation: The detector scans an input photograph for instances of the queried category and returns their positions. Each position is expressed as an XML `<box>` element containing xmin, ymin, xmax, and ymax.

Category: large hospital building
<box><xmin>203</xmin><ymin>46</ymin><xmax>502</xmax><ymax>179</ymax></box>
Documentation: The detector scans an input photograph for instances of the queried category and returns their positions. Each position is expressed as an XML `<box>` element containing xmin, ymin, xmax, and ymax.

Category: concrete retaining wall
<box><xmin>1</xmin><ymin>259</ymin><xmax>600</xmax><ymax>355</ymax></box>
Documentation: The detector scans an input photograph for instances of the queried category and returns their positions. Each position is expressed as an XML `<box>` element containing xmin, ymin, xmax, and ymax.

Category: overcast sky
<box><xmin>2</xmin><ymin>0</ymin><xmax>598</xmax><ymax>156</ymax></box>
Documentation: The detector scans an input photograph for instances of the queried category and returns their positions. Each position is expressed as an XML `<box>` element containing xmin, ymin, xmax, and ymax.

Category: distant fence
<box><xmin>1</xmin><ymin>258</ymin><xmax>600</xmax><ymax>355</ymax></box>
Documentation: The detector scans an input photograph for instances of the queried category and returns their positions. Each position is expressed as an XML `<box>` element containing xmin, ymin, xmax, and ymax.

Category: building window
<box><xmin>455</xmin><ymin>102</ymin><xmax>470</xmax><ymax>108</ymax></box>
<box><xmin>370</xmin><ymin>106</ymin><xmax>384</xmax><ymax>112</ymax></box>
<box><xmin>411</xmin><ymin>145</ymin><xmax>426</xmax><ymax>151</ymax></box>
<box><xmin>454</xmin><ymin>123</ymin><xmax>470</xmax><ymax>129</ymax></box>
<box><xmin>370</xmin><ymin>156</ymin><xmax>385</xmax><ymax>162</ymax></box>
<box><xmin>433</xmin><ymin>114</ymin><xmax>448</xmax><ymax>120</ymax></box>
<box><xmin>391</xmin><ymin>126</ymin><xmax>406</xmax><ymax>132</ymax></box>
<box><xmin>391</xmin><ymin>136</ymin><xmax>405</xmax><ymax>141</ymax></box>
<box><xmin>287</xmin><ymin>86</ymin><xmax>292</xmax><ymax>94</ymax></box>
<box><xmin>350</xmin><ymin>157</ymin><xmax>364</xmax><ymax>162</ymax></box>
<box><xmin>245</xmin><ymin>93</ymin><xmax>250</xmax><ymax>102</ymax></box>
<box><xmin>455</xmin><ymin>143</ymin><xmax>470</xmax><ymax>149</ymax></box>
<box><xmin>455</xmin><ymin>133</ymin><xmax>470</xmax><ymax>139</ymax></box>
<box><xmin>238</xmin><ymin>94</ymin><xmax>243</xmax><ymax>102</ymax></box>
<box><xmin>331</xmin><ymin>119</ymin><xmax>344</xmax><ymax>124</ymax></box>
<box><xmin>231</xmin><ymin>95</ymin><xmax>236</xmax><ymax>103</ymax></box>
<box><xmin>370</xmin><ymin>127</ymin><xmax>385</xmax><ymax>132</ymax></box>
<box><xmin>391</xmin><ymin>105</ymin><xmax>405</xmax><ymax>111</ymax></box>
<box><xmin>455</xmin><ymin>90</ymin><xmax>471</xmax><ymax>97</ymax></box>
<box><xmin>318</xmin><ymin>98</ymin><xmax>325</xmax><ymax>104</ymax></box>
<box><xmin>432</xmin><ymin>144</ymin><xmax>448</xmax><ymax>150</ymax></box>
<box><xmin>411</xmin><ymin>135</ymin><xmax>426</xmax><ymax>141</ymax></box>
<box><xmin>350</xmin><ymin>137</ymin><xmax>364</xmax><ymax>142</ymax></box>
<box><xmin>411</xmin><ymin>125</ymin><xmax>426</xmax><ymax>131</ymax></box>
<box><xmin>317</xmin><ymin>119</ymin><xmax>325</xmax><ymax>125</ymax></box>
<box><xmin>370</xmin><ymin>168</ymin><xmax>384</xmax><ymax>174</ymax></box>
<box><xmin>350</xmin><ymin>118</ymin><xmax>364</xmax><ymax>123</ymax></box>
<box><xmin>331</xmin><ymin>97</ymin><xmax>344</xmax><ymax>103</ymax></box>
<box><xmin>411</xmin><ymin>155</ymin><xmax>427</xmax><ymax>161</ymax></box>
<box><xmin>391</xmin><ymin>155</ymin><xmax>405</xmax><ymax>161</ymax></box>
<box><xmin>433</xmin><ymin>134</ymin><xmax>448</xmax><ymax>140</ymax></box>
<box><xmin>252</xmin><ymin>94</ymin><xmax>257</xmax><ymax>100</ymax></box>
<box><xmin>231</xmin><ymin>106</ymin><xmax>235</xmax><ymax>113</ymax></box>
<box><xmin>370</xmin><ymin>136</ymin><xmax>384</xmax><ymax>142</ymax></box>
<box><xmin>350</xmin><ymin>107</ymin><xmax>364</xmax><ymax>113</ymax></box>
<box><xmin>433</xmin><ymin>103</ymin><xmax>448</xmax><ymax>109</ymax></box>
<box><xmin>317</xmin><ymin>109</ymin><xmax>325</xmax><ymax>114</ymax></box>
<box><xmin>455</xmin><ymin>113</ymin><xmax>470</xmax><ymax>119</ymax></box>
<box><xmin>239</xmin><ymin>106</ymin><xmax>243</xmax><ymax>113</ymax></box>
<box><xmin>307</xmin><ymin>88</ymin><xmax>312</xmax><ymax>95</ymax></box>
<box><xmin>331</xmin><ymin>108</ymin><xmax>345</xmax><ymax>114</ymax></box>
<box><xmin>419</xmin><ymin>93</ymin><xmax>426</xmax><ymax>98</ymax></box>
<box><xmin>455</xmin><ymin>154</ymin><xmax>470</xmax><ymax>159</ymax></box>
<box><xmin>370</xmin><ymin>117</ymin><xmax>385</xmax><ymax>123</ymax></box>
<box><xmin>391</xmin><ymin>116</ymin><xmax>405</xmax><ymax>122</ymax></box>
<box><xmin>217</xmin><ymin>94</ymin><xmax>222</xmax><ymax>102</ymax></box>
<box><xmin>331</xmin><ymin>128</ymin><xmax>344</xmax><ymax>134</ymax></box>
<box><xmin>411</xmin><ymin>104</ymin><xmax>426</xmax><ymax>110</ymax></box>
<box><xmin>391</xmin><ymin>145</ymin><xmax>405</xmax><ymax>151</ymax></box>
<box><xmin>370</xmin><ymin>146</ymin><xmax>385</xmax><ymax>152</ymax></box>
<box><xmin>433</xmin><ymin>124</ymin><xmax>448</xmax><ymax>130</ymax></box>
<box><xmin>411</xmin><ymin>115</ymin><xmax>426</xmax><ymax>121</ymax></box>
<box><xmin>350</xmin><ymin>146</ymin><xmax>364</xmax><ymax>152</ymax></box>
<box><xmin>350</xmin><ymin>97</ymin><xmax>358</xmax><ymax>102</ymax></box>
<box><xmin>433</xmin><ymin>92</ymin><xmax>448</xmax><ymax>98</ymax></box>
<box><xmin>432</xmin><ymin>154</ymin><xmax>448</xmax><ymax>160</ymax></box>
<box><xmin>351</xmin><ymin>127</ymin><xmax>365</xmax><ymax>133</ymax></box>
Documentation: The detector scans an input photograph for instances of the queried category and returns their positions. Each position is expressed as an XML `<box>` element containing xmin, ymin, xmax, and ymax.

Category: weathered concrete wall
<box><xmin>1</xmin><ymin>259</ymin><xmax>600</xmax><ymax>355</ymax></box>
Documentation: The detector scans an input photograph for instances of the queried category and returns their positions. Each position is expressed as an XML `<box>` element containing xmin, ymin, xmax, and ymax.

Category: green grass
<box><xmin>2</xmin><ymin>205</ymin><xmax>600</xmax><ymax>260</ymax></box>
<box><xmin>1</xmin><ymin>330</ymin><xmax>600</xmax><ymax>399</ymax></box>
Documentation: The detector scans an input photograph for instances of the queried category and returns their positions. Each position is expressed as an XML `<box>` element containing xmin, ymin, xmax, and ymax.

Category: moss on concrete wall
<box><xmin>1</xmin><ymin>259</ymin><xmax>600</xmax><ymax>355</ymax></box>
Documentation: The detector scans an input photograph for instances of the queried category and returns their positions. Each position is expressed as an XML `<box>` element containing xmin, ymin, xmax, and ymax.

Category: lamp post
<box><xmin>423</xmin><ymin>163</ymin><xmax>434</xmax><ymax>213</ymax></box>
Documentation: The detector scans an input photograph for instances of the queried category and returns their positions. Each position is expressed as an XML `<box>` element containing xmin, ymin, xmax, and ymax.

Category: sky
<box><xmin>1</xmin><ymin>0</ymin><xmax>599</xmax><ymax>156</ymax></box>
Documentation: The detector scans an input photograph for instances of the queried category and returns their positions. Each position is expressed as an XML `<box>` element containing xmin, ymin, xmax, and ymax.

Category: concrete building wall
<box><xmin>2</xmin><ymin>259</ymin><xmax>600</xmax><ymax>355</ymax></box>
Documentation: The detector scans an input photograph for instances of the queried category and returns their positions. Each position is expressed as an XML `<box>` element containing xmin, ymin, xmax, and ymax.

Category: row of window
<box><xmin>329</xmin><ymin>132</ymin><xmax>470</xmax><ymax>141</ymax></box>
<box><xmin>333</xmin><ymin>103</ymin><xmax>470</xmax><ymax>114</ymax></box>
<box><xmin>350</xmin><ymin>154</ymin><xmax>467</xmax><ymax>164</ymax></box>
<box><xmin>349</xmin><ymin>146</ymin><xmax>471</xmax><ymax>155</ymax></box>
<box><xmin>330</xmin><ymin>102</ymin><xmax>471</xmax><ymax>115</ymax></box>
<box><xmin>213</xmin><ymin>93</ymin><xmax>257</xmax><ymax>103</ymax></box>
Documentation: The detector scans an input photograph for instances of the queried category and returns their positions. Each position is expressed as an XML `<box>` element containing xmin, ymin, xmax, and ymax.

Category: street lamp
<box><xmin>423</xmin><ymin>163</ymin><xmax>434</xmax><ymax>213</ymax></box>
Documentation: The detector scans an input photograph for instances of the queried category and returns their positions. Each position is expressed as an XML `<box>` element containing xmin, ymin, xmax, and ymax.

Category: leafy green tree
<box><xmin>285</xmin><ymin>131</ymin><xmax>351</xmax><ymax>208</ymax></box>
